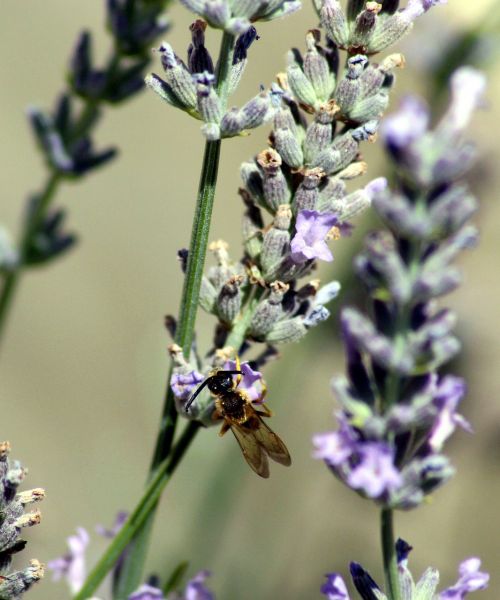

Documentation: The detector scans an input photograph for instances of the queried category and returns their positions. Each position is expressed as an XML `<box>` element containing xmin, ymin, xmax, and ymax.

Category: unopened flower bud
<box><xmin>287</xmin><ymin>50</ymin><xmax>318</xmax><ymax>110</ymax></box>
<box><xmin>0</xmin><ymin>559</ymin><xmax>44</xmax><ymax>598</ymax></box>
<box><xmin>266</xmin><ymin>316</ymin><xmax>307</xmax><ymax>344</ymax></box>
<box><xmin>239</xmin><ymin>91</ymin><xmax>272</xmax><ymax>131</ymax></box>
<box><xmin>250</xmin><ymin>281</ymin><xmax>289</xmax><ymax>338</ymax></box>
<box><xmin>304</xmin><ymin>101</ymin><xmax>339</xmax><ymax>163</ymax></box>
<box><xmin>335</xmin><ymin>55</ymin><xmax>367</xmax><ymax>114</ymax></box>
<box><xmin>15</xmin><ymin>510</ymin><xmax>42</xmax><ymax>529</ymax></box>
<box><xmin>350</xmin><ymin>2</ymin><xmax>382</xmax><ymax>48</ymax></box>
<box><xmin>195</xmin><ymin>72</ymin><xmax>222</xmax><ymax>125</ymax></box>
<box><xmin>320</xmin><ymin>0</ymin><xmax>350</xmax><ymax>48</ymax></box>
<box><xmin>294</xmin><ymin>168</ymin><xmax>324</xmax><ymax>212</ymax></box>
<box><xmin>274</xmin><ymin>124</ymin><xmax>304</xmax><ymax>169</ymax></box>
<box><xmin>156</xmin><ymin>42</ymin><xmax>197</xmax><ymax>110</ymax></box>
<box><xmin>240</xmin><ymin>161</ymin><xmax>265</xmax><ymax>205</ymax></box>
<box><xmin>188</xmin><ymin>20</ymin><xmax>214</xmax><ymax>75</ymax></box>
<box><xmin>17</xmin><ymin>488</ymin><xmax>46</xmax><ymax>505</ymax></box>
<box><xmin>303</xmin><ymin>30</ymin><xmax>336</xmax><ymax>103</ymax></box>
<box><xmin>217</xmin><ymin>275</ymin><xmax>244</xmax><ymax>324</ymax></box>
<box><xmin>261</xmin><ymin>205</ymin><xmax>292</xmax><ymax>278</ymax></box>
<box><xmin>257</xmin><ymin>149</ymin><xmax>291</xmax><ymax>212</ymax></box>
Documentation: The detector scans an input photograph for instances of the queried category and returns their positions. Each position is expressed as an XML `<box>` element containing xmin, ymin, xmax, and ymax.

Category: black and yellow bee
<box><xmin>185</xmin><ymin>357</ymin><xmax>291</xmax><ymax>478</ymax></box>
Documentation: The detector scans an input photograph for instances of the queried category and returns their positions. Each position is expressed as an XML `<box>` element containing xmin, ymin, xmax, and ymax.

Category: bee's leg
<box><xmin>211</xmin><ymin>407</ymin><xmax>223</xmax><ymax>422</ymax></box>
<box><xmin>235</xmin><ymin>354</ymin><xmax>242</xmax><ymax>387</ymax></box>
<box><xmin>255</xmin><ymin>403</ymin><xmax>273</xmax><ymax>418</ymax></box>
<box><xmin>218</xmin><ymin>420</ymin><xmax>231</xmax><ymax>437</ymax></box>
<box><xmin>253</xmin><ymin>378</ymin><xmax>268</xmax><ymax>406</ymax></box>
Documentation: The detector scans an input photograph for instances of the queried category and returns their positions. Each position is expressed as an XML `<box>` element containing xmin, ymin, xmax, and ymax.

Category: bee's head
<box><xmin>208</xmin><ymin>373</ymin><xmax>233</xmax><ymax>395</ymax></box>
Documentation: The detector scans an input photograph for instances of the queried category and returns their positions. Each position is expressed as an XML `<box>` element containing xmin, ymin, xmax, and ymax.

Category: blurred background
<box><xmin>1</xmin><ymin>1</ymin><xmax>499</xmax><ymax>598</ymax></box>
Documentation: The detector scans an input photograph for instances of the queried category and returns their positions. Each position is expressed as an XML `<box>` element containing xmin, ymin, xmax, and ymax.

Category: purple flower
<box><xmin>129</xmin><ymin>584</ymin><xmax>165</xmax><ymax>600</ymax></box>
<box><xmin>347</xmin><ymin>442</ymin><xmax>403</xmax><ymax>498</ymax></box>
<box><xmin>171</xmin><ymin>370</ymin><xmax>205</xmax><ymax>400</ymax></box>
<box><xmin>184</xmin><ymin>570</ymin><xmax>214</xmax><ymax>600</ymax></box>
<box><xmin>290</xmin><ymin>210</ymin><xmax>338</xmax><ymax>263</ymax></box>
<box><xmin>96</xmin><ymin>510</ymin><xmax>128</xmax><ymax>538</ymax></box>
<box><xmin>321</xmin><ymin>573</ymin><xmax>350</xmax><ymax>600</ymax></box>
<box><xmin>441</xmin><ymin>67</ymin><xmax>486</xmax><ymax>135</ymax></box>
<box><xmin>224</xmin><ymin>360</ymin><xmax>264</xmax><ymax>403</ymax></box>
<box><xmin>428</xmin><ymin>376</ymin><xmax>472</xmax><ymax>452</ymax></box>
<box><xmin>381</xmin><ymin>96</ymin><xmax>429</xmax><ymax>150</ymax></box>
<box><xmin>312</xmin><ymin>422</ymin><xmax>356</xmax><ymax>467</ymax></box>
<box><xmin>404</xmin><ymin>0</ymin><xmax>447</xmax><ymax>20</ymax></box>
<box><xmin>440</xmin><ymin>558</ymin><xmax>489</xmax><ymax>599</ymax></box>
<box><xmin>364</xmin><ymin>177</ymin><xmax>388</xmax><ymax>200</ymax></box>
<box><xmin>47</xmin><ymin>527</ymin><xmax>89</xmax><ymax>593</ymax></box>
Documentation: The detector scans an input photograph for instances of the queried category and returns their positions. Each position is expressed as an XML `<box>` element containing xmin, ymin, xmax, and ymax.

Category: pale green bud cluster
<box><xmin>179</xmin><ymin>0</ymin><xmax>301</xmax><ymax>35</ymax></box>
<box><xmin>147</xmin><ymin>33</ymin><xmax>274</xmax><ymax>141</ymax></box>
<box><xmin>0</xmin><ymin>442</ymin><xmax>45</xmax><ymax>599</ymax></box>
<box><xmin>318</xmin><ymin>0</ymin><xmax>441</xmax><ymax>55</ymax></box>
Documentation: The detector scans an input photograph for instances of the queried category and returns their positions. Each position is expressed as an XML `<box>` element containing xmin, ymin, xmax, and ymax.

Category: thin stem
<box><xmin>112</xmin><ymin>30</ymin><xmax>236</xmax><ymax>598</ymax></box>
<box><xmin>381</xmin><ymin>508</ymin><xmax>400</xmax><ymax>600</ymax></box>
<box><xmin>73</xmin><ymin>421</ymin><xmax>200</xmax><ymax>600</ymax></box>
<box><xmin>153</xmin><ymin>29</ymin><xmax>236</xmax><ymax>468</ymax></box>
<box><xmin>0</xmin><ymin>172</ymin><xmax>61</xmax><ymax>344</ymax></box>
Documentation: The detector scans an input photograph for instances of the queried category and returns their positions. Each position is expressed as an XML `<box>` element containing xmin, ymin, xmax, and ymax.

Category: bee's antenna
<box><xmin>185</xmin><ymin>378</ymin><xmax>213</xmax><ymax>412</ymax></box>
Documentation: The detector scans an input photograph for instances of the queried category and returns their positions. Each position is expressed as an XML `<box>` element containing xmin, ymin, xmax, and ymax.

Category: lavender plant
<box><xmin>60</xmin><ymin>1</ymin><xmax>455</xmax><ymax>598</ymax></box>
<box><xmin>0</xmin><ymin>442</ymin><xmax>45</xmax><ymax>599</ymax></box>
<box><xmin>313</xmin><ymin>68</ymin><xmax>489</xmax><ymax>599</ymax></box>
<box><xmin>0</xmin><ymin>0</ymin><xmax>172</xmax><ymax>343</ymax></box>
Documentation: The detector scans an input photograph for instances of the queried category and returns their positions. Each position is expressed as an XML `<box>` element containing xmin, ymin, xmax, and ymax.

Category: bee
<box><xmin>185</xmin><ymin>357</ymin><xmax>291</xmax><ymax>478</ymax></box>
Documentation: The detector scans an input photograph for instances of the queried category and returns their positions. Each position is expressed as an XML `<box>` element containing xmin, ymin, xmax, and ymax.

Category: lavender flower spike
<box><xmin>0</xmin><ymin>442</ymin><xmax>45</xmax><ymax>598</ymax></box>
<box><xmin>314</xmin><ymin>66</ymin><xmax>487</xmax><ymax>510</ymax></box>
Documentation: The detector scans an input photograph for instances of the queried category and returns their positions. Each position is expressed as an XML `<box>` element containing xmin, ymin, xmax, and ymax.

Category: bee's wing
<box><xmin>251</xmin><ymin>414</ymin><xmax>291</xmax><ymax>467</ymax></box>
<box><xmin>230</xmin><ymin>421</ymin><xmax>270</xmax><ymax>478</ymax></box>
<box><xmin>231</xmin><ymin>412</ymin><xmax>291</xmax><ymax>477</ymax></box>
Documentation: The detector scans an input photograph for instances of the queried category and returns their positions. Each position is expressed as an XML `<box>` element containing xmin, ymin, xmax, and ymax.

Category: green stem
<box><xmin>111</xmin><ymin>31</ymin><xmax>236</xmax><ymax>598</ymax></box>
<box><xmin>73</xmin><ymin>421</ymin><xmax>200</xmax><ymax>600</ymax></box>
<box><xmin>153</xmin><ymin>29</ymin><xmax>236</xmax><ymax>468</ymax></box>
<box><xmin>0</xmin><ymin>172</ymin><xmax>61</xmax><ymax>344</ymax></box>
<box><xmin>381</xmin><ymin>508</ymin><xmax>400</xmax><ymax>600</ymax></box>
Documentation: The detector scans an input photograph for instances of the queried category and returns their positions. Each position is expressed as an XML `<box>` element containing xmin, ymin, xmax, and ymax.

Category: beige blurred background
<box><xmin>1</xmin><ymin>1</ymin><xmax>499</xmax><ymax>598</ymax></box>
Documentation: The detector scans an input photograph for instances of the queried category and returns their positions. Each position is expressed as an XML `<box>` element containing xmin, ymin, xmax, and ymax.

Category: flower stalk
<box><xmin>381</xmin><ymin>508</ymin><xmax>399</xmax><ymax>600</ymax></box>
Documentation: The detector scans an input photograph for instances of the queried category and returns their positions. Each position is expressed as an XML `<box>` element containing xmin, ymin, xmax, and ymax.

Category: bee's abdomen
<box><xmin>220</xmin><ymin>391</ymin><xmax>247</xmax><ymax>422</ymax></box>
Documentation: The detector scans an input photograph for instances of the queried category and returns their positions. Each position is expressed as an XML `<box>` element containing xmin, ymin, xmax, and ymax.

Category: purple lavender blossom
<box><xmin>321</xmin><ymin>573</ymin><xmax>350</xmax><ymax>600</ymax></box>
<box><xmin>95</xmin><ymin>510</ymin><xmax>128</xmax><ymax>538</ymax></box>
<box><xmin>183</xmin><ymin>570</ymin><xmax>214</xmax><ymax>600</ymax></box>
<box><xmin>404</xmin><ymin>0</ymin><xmax>448</xmax><ymax>20</ymax></box>
<box><xmin>442</xmin><ymin>68</ymin><xmax>487</xmax><ymax>134</ymax></box>
<box><xmin>129</xmin><ymin>584</ymin><xmax>165</xmax><ymax>600</ymax></box>
<box><xmin>290</xmin><ymin>210</ymin><xmax>338</xmax><ymax>263</ymax></box>
<box><xmin>171</xmin><ymin>370</ymin><xmax>205</xmax><ymax>400</ymax></box>
<box><xmin>224</xmin><ymin>360</ymin><xmax>264</xmax><ymax>403</ymax></box>
<box><xmin>347</xmin><ymin>442</ymin><xmax>402</xmax><ymax>498</ymax></box>
<box><xmin>380</xmin><ymin>95</ymin><xmax>429</xmax><ymax>149</ymax></box>
<box><xmin>312</xmin><ymin>421</ymin><xmax>356</xmax><ymax>467</ymax></box>
<box><xmin>428</xmin><ymin>376</ymin><xmax>472</xmax><ymax>452</ymax></box>
<box><xmin>440</xmin><ymin>558</ymin><xmax>490</xmax><ymax>599</ymax></box>
<box><xmin>47</xmin><ymin>527</ymin><xmax>89</xmax><ymax>594</ymax></box>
